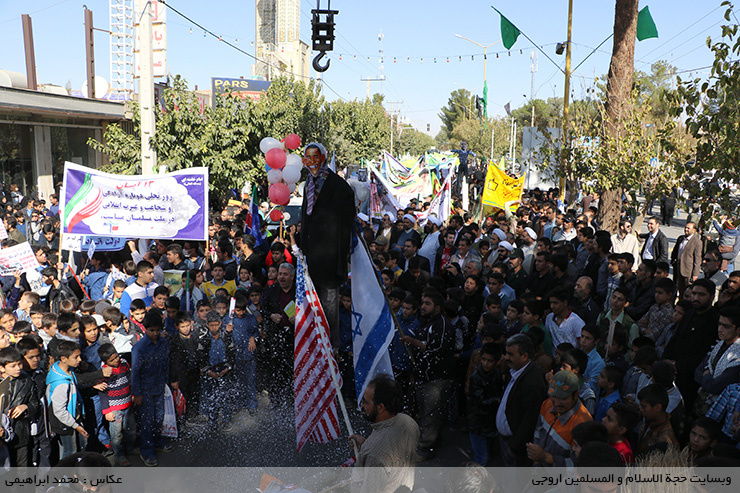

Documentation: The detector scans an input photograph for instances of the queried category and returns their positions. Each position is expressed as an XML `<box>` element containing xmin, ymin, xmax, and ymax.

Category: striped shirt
<box><xmin>100</xmin><ymin>358</ymin><xmax>132</xmax><ymax>414</ymax></box>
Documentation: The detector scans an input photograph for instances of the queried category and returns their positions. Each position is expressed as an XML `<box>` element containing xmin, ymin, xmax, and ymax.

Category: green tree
<box><xmin>395</xmin><ymin>128</ymin><xmax>436</xmax><ymax>156</ymax></box>
<box><xmin>89</xmin><ymin>76</ymin><xmax>392</xmax><ymax>208</ymax></box>
<box><xmin>438</xmin><ymin>89</ymin><xmax>476</xmax><ymax>139</ymax></box>
<box><xmin>669</xmin><ymin>1</ymin><xmax>740</xmax><ymax>218</ymax></box>
<box><xmin>325</xmin><ymin>96</ymin><xmax>390</xmax><ymax>166</ymax></box>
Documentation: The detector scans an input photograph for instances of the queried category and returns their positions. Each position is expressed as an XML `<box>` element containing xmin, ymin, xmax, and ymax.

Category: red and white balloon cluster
<box><xmin>260</xmin><ymin>133</ymin><xmax>302</xmax><ymax>222</ymax></box>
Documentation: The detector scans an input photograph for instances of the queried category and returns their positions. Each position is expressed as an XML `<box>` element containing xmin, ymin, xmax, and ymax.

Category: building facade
<box><xmin>0</xmin><ymin>86</ymin><xmax>126</xmax><ymax>201</ymax></box>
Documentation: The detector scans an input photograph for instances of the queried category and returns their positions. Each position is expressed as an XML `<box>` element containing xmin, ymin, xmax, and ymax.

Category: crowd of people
<box><xmin>1</xmin><ymin>174</ymin><xmax>740</xmax><ymax>477</ymax></box>
<box><xmin>357</xmin><ymin>186</ymin><xmax>740</xmax><ymax>471</ymax></box>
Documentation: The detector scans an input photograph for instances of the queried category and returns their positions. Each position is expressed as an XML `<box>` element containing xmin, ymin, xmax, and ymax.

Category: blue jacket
<box><xmin>131</xmin><ymin>335</ymin><xmax>170</xmax><ymax>396</ymax></box>
<box><xmin>84</xmin><ymin>270</ymin><xmax>109</xmax><ymax>302</ymax></box>
<box><xmin>226</xmin><ymin>313</ymin><xmax>259</xmax><ymax>362</ymax></box>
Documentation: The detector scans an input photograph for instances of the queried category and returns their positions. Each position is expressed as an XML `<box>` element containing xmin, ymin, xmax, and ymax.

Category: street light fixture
<box><xmin>454</xmin><ymin>34</ymin><xmax>501</xmax><ymax>118</ymax></box>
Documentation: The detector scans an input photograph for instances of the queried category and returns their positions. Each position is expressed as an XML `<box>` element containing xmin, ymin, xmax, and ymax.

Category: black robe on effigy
<box><xmin>300</xmin><ymin>171</ymin><xmax>356</xmax><ymax>288</ymax></box>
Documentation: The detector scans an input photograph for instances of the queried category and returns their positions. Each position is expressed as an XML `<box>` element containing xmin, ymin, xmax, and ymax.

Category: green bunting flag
<box><xmin>500</xmin><ymin>13</ymin><xmax>521</xmax><ymax>49</ymax></box>
<box><xmin>636</xmin><ymin>6</ymin><xmax>659</xmax><ymax>41</ymax></box>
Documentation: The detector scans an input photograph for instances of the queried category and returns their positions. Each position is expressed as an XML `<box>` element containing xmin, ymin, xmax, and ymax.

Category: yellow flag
<box><xmin>481</xmin><ymin>161</ymin><xmax>525</xmax><ymax>211</ymax></box>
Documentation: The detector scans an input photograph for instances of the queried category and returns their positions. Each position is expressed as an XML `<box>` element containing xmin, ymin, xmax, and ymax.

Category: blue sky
<box><xmin>0</xmin><ymin>1</ymin><xmax>730</xmax><ymax>135</ymax></box>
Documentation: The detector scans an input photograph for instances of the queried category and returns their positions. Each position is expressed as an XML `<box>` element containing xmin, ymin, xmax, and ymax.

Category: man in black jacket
<box><xmin>300</xmin><ymin>143</ymin><xmax>356</xmax><ymax>349</ymax></box>
<box><xmin>625</xmin><ymin>260</ymin><xmax>657</xmax><ymax>321</ymax></box>
<box><xmin>640</xmin><ymin>217</ymin><xmax>669</xmax><ymax>264</ymax></box>
<box><xmin>663</xmin><ymin>279</ymin><xmax>719</xmax><ymax>412</ymax></box>
<box><xmin>401</xmin><ymin>291</ymin><xmax>455</xmax><ymax>461</ymax></box>
<box><xmin>495</xmin><ymin>333</ymin><xmax>547</xmax><ymax>466</ymax></box>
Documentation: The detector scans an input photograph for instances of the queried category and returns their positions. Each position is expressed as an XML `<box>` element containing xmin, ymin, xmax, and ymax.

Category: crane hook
<box><xmin>313</xmin><ymin>51</ymin><xmax>331</xmax><ymax>73</ymax></box>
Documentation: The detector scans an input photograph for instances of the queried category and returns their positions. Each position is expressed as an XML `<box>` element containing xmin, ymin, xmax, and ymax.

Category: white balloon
<box><xmin>283</xmin><ymin>212</ymin><xmax>292</xmax><ymax>221</ymax></box>
<box><xmin>260</xmin><ymin>137</ymin><xmax>281</xmax><ymax>154</ymax></box>
<box><xmin>288</xmin><ymin>183</ymin><xmax>297</xmax><ymax>192</ymax></box>
<box><xmin>267</xmin><ymin>168</ymin><xmax>283</xmax><ymax>184</ymax></box>
<box><xmin>282</xmin><ymin>165</ymin><xmax>302</xmax><ymax>184</ymax></box>
<box><xmin>286</xmin><ymin>153</ymin><xmax>302</xmax><ymax>168</ymax></box>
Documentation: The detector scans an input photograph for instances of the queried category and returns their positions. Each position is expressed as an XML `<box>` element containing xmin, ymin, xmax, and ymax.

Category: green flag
<box><xmin>483</xmin><ymin>80</ymin><xmax>488</xmax><ymax>118</ymax></box>
<box><xmin>636</xmin><ymin>6</ymin><xmax>658</xmax><ymax>41</ymax></box>
<box><xmin>500</xmin><ymin>13</ymin><xmax>521</xmax><ymax>49</ymax></box>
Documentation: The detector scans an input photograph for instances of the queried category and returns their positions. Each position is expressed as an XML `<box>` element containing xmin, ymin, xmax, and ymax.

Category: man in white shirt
<box><xmin>611</xmin><ymin>219</ymin><xmax>641</xmax><ymax>271</ymax></box>
<box><xmin>419</xmin><ymin>216</ymin><xmax>442</xmax><ymax>274</ymax></box>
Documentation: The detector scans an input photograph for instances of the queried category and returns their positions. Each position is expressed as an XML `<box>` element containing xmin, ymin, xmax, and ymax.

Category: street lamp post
<box><xmin>454</xmin><ymin>34</ymin><xmax>501</xmax><ymax>118</ymax></box>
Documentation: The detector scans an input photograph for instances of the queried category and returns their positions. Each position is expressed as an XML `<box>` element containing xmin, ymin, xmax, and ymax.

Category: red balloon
<box><xmin>285</xmin><ymin>133</ymin><xmax>302</xmax><ymax>150</ymax></box>
<box><xmin>265</xmin><ymin>148</ymin><xmax>286</xmax><ymax>170</ymax></box>
<box><xmin>268</xmin><ymin>183</ymin><xmax>291</xmax><ymax>206</ymax></box>
<box><xmin>269</xmin><ymin>209</ymin><xmax>284</xmax><ymax>222</ymax></box>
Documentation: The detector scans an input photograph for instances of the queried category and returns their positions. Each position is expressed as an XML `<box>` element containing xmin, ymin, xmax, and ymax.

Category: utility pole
<box><xmin>84</xmin><ymin>8</ymin><xmax>95</xmax><ymax>98</ymax></box>
<box><xmin>560</xmin><ymin>0</ymin><xmax>573</xmax><ymax>198</ymax></box>
<box><xmin>21</xmin><ymin>15</ymin><xmax>37</xmax><ymax>90</ymax></box>
<box><xmin>361</xmin><ymin>30</ymin><xmax>386</xmax><ymax>99</ymax></box>
<box><xmin>139</xmin><ymin>1</ymin><xmax>156</xmax><ymax>175</ymax></box>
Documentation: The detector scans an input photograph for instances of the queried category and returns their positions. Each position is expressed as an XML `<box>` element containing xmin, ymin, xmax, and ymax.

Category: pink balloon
<box><xmin>269</xmin><ymin>183</ymin><xmax>291</xmax><ymax>206</ymax></box>
<box><xmin>265</xmin><ymin>148</ymin><xmax>286</xmax><ymax>170</ymax></box>
<box><xmin>285</xmin><ymin>133</ymin><xmax>302</xmax><ymax>150</ymax></box>
<box><xmin>269</xmin><ymin>209</ymin><xmax>284</xmax><ymax>222</ymax></box>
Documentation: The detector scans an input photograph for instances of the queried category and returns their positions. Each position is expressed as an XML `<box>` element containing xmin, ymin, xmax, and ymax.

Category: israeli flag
<box><xmin>350</xmin><ymin>230</ymin><xmax>395</xmax><ymax>407</ymax></box>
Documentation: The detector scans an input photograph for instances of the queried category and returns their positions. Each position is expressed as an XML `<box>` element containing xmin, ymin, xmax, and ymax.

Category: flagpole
<box><xmin>300</xmin><ymin>251</ymin><xmax>359</xmax><ymax>458</ymax></box>
<box><xmin>355</xmin><ymin>226</ymin><xmax>416</xmax><ymax>363</ymax></box>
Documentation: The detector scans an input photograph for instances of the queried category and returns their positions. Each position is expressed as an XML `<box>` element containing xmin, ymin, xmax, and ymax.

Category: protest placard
<box><xmin>61</xmin><ymin>235</ymin><xmax>128</xmax><ymax>253</ymax></box>
<box><xmin>0</xmin><ymin>242</ymin><xmax>41</xmax><ymax>276</ymax></box>
<box><xmin>61</xmin><ymin>162</ymin><xmax>208</xmax><ymax>241</ymax></box>
<box><xmin>0</xmin><ymin>222</ymin><xmax>8</xmax><ymax>241</ymax></box>
<box><xmin>163</xmin><ymin>269</ymin><xmax>184</xmax><ymax>295</ymax></box>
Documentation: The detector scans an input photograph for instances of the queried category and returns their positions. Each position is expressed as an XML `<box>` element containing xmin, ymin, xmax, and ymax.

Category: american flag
<box><xmin>294</xmin><ymin>251</ymin><xmax>342</xmax><ymax>453</ymax></box>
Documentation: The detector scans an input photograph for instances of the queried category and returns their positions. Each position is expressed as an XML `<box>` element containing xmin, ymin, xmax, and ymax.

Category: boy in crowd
<box><xmin>467</xmin><ymin>342</ymin><xmax>503</xmax><ymax>466</ymax></box>
<box><xmin>128</xmin><ymin>298</ymin><xmax>148</xmax><ymax>337</ymax></box>
<box><xmin>500</xmin><ymin>300</ymin><xmax>523</xmax><ymax>338</ymax></box>
<box><xmin>131</xmin><ymin>311</ymin><xmax>173</xmax><ymax>467</ymax></box>
<box><xmin>637</xmin><ymin>383</ymin><xmax>679</xmax><ymax>455</ymax></box>
<box><xmin>198</xmin><ymin>310</ymin><xmax>236</xmax><ymax>430</ymax></box>
<box><xmin>484</xmin><ymin>295</ymin><xmax>503</xmax><ymax>323</ymax></box>
<box><xmin>578</xmin><ymin>324</ymin><xmax>605</xmax><ymax>395</ymax></box>
<box><xmin>46</xmin><ymin>340</ymin><xmax>88</xmax><ymax>459</ymax></box>
<box><xmin>602</xmin><ymin>402</ymin><xmax>641</xmax><ymax>464</ymax></box>
<box><xmin>169</xmin><ymin>311</ymin><xmax>200</xmax><ymax>423</ymax></box>
<box><xmin>227</xmin><ymin>294</ymin><xmax>259</xmax><ymax>414</ymax></box>
<box><xmin>604</xmin><ymin>325</ymin><xmax>629</xmax><ymax>373</ymax></box>
<box><xmin>202</xmin><ymin>262</ymin><xmax>236</xmax><ymax>301</ymax></box>
<box><xmin>594</xmin><ymin>366</ymin><xmax>624</xmax><ymax>422</ymax></box>
<box><xmin>29</xmin><ymin>304</ymin><xmax>44</xmax><ymax>334</ymax></box>
<box><xmin>638</xmin><ymin>277</ymin><xmax>675</xmax><ymax>341</ymax></box>
<box><xmin>98</xmin><ymin>343</ymin><xmax>135</xmax><ymax>466</ymax></box>
<box><xmin>688</xmin><ymin>417</ymin><xmax>720</xmax><ymax>461</ymax></box>
<box><xmin>0</xmin><ymin>346</ymin><xmax>37</xmax><ymax>466</ymax></box>
<box><xmin>17</xmin><ymin>336</ymin><xmax>51</xmax><ymax>468</ymax></box>
<box><xmin>39</xmin><ymin>313</ymin><xmax>58</xmax><ymax>349</ymax></box>
<box><xmin>561</xmin><ymin>348</ymin><xmax>596</xmax><ymax>415</ymax></box>
<box><xmin>47</xmin><ymin>313</ymin><xmax>81</xmax><ymax>367</ymax></box>
<box><xmin>522</xmin><ymin>299</ymin><xmax>550</xmax><ymax>356</ymax></box>
<box><xmin>15</xmin><ymin>291</ymin><xmax>40</xmax><ymax>323</ymax></box>
<box><xmin>545</xmin><ymin>287</ymin><xmax>585</xmax><ymax>356</ymax></box>
<box><xmin>151</xmin><ymin>286</ymin><xmax>170</xmax><ymax>313</ymax></box>
<box><xmin>163</xmin><ymin>296</ymin><xmax>181</xmax><ymax>337</ymax></box>
<box><xmin>107</xmin><ymin>279</ymin><xmax>127</xmax><ymax>308</ymax></box>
